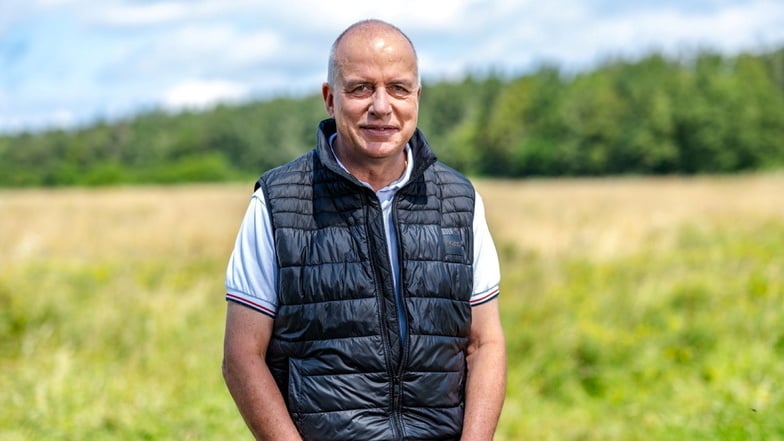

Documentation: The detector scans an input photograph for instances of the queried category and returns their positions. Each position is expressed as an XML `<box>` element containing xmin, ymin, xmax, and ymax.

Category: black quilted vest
<box><xmin>258</xmin><ymin>119</ymin><xmax>475</xmax><ymax>441</ymax></box>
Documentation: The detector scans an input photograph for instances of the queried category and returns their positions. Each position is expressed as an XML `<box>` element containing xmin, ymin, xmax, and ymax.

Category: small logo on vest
<box><xmin>443</xmin><ymin>232</ymin><xmax>464</xmax><ymax>256</ymax></box>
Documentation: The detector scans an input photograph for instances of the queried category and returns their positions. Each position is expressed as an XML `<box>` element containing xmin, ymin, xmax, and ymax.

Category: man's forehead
<box><xmin>338</xmin><ymin>24</ymin><xmax>414</xmax><ymax>56</ymax></box>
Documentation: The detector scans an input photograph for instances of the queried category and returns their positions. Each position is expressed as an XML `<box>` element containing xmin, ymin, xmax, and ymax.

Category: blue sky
<box><xmin>1</xmin><ymin>0</ymin><xmax>783</xmax><ymax>134</ymax></box>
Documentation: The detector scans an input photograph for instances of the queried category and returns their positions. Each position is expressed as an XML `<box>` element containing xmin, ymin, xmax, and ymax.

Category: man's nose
<box><xmin>369</xmin><ymin>89</ymin><xmax>392</xmax><ymax>115</ymax></box>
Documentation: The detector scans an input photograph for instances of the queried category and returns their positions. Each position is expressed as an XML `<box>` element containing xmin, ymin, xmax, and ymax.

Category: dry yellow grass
<box><xmin>2</xmin><ymin>173</ymin><xmax>782</xmax><ymax>263</ymax></box>
<box><xmin>1</xmin><ymin>184</ymin><xmax>252</xmax><ymax>263</ymax></box>
<box><xmin>476</xmin><ymin>173</ymin><xmax>784</xmax><ymax>260</ymax></box>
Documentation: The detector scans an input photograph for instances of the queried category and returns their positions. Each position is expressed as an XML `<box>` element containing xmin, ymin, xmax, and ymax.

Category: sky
<box><xmin>1</xmin><ymin>0</ymin><xmax>784</xmax><ymax>134</ymax></box>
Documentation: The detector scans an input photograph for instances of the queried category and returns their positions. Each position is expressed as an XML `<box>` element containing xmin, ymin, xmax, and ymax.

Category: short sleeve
<box><xmin>225</xmin><ymin>188</ymin><xmax>278</xmax><ymax>317</ymax></box>
<box><xmin>471</xmin><ymin>191</ymin><xmax>500</xmax><ymax>306</ymax></box>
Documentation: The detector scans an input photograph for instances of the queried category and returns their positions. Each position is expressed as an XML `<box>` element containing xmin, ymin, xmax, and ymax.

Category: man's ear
<box><xmin>322</xmin><ymin>82</ymin><xmax>334</xmax><ymax>116</ymax></box>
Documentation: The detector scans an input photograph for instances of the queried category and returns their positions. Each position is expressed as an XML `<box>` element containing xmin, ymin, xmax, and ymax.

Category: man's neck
<box><xmin>330</xmin><ymin>137</ymin><xmax>409</xmax><ymax>192</ymax></box>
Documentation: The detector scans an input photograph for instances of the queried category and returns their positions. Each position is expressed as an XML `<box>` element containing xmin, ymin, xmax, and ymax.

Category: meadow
<box><xmin>1</xmin><ymin>174</ymin><xmax>782</xmax><ymax>440</ymax></box>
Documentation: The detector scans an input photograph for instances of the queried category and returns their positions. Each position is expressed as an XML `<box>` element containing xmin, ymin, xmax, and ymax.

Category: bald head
<box><xmin>327</xmin><ymin>19</ymin><xmax>419</xmax><ymax>88</ymax></box>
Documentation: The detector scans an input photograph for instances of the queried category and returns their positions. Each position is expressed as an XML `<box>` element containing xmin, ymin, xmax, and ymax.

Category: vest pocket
<box><xmin>287</xmin><ymin>357</ymin><xmax>305</xmax><ymax>422</ymax></box>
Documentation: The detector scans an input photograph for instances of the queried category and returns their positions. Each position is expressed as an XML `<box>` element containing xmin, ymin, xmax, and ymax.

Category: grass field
<box><xmin>1</xmin><ymin>174</ymin><xmax>783</xmax><ymax>440</ymax></box>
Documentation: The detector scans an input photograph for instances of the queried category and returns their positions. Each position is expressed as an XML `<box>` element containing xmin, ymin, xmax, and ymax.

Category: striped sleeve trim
<box><xmin>226</xmin><ymin>293</ymin><xmax>277</xmax><ymax>318</ymax></box>
<box><xmin>470</xmin><ymin>285</ymin><xmax>500</xmax><ymax>307</ymax></box>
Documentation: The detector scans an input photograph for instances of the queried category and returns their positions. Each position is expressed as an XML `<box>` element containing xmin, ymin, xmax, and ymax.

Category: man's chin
<box><xmin>364</xmin><ymin>142</ymin><xmax>406</xmax><ymax>158</ymax></box>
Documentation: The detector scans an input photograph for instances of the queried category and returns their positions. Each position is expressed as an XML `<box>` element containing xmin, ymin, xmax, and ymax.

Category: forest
<box><xmin>1</xmin><ymin>46</ymin><xmax>783</xmax><ymax>186</ymax></box>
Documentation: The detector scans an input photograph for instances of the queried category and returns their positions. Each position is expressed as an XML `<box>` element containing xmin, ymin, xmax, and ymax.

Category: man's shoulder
<box><xmin>429</xmin><ymin>161</ymin><xmax>475</xmax><ymax>192</ymax></box>
<box><xmin>257</xmin><ymin>150</ymin><xmax>317</xmax><ymax>188</ymax></box>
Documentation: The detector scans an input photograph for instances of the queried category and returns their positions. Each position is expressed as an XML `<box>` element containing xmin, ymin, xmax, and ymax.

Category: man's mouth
<box><xmin>362</xmin><ymin>125</ymin><xmax>398</xmax><ymax>135</ymax></box>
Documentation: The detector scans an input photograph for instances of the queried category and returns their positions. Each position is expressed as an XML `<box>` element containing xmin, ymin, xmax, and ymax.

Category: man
<box><xmin>222</xmin><ymin>19</ymin><xmax>506</xmax><ymax>441</ymax></box>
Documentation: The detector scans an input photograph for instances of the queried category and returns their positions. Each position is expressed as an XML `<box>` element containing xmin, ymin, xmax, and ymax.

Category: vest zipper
<box><xmin>391</xmin><ymin>196</ymin><xmax>410</xmax><ymax>368</ymax></box>
<box><xmin>391</xmin><ymin>196</ymin><xmax>409</xmax><ymax>440</ymax></box>
<box><xmin>363</xmin><ymin>191</ymin><xmax>405</xmax><ymax>440</ymax></box>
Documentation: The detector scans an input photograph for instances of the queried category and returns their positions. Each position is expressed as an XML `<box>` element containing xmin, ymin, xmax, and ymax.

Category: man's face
<box><xmin>323</xmin><ymin>30</ymin><xmax>421</xmax><ymax>163</ymax></box>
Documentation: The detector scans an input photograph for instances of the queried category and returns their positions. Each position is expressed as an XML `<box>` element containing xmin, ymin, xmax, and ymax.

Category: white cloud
<box><xmin>443</xmin><ymin>0</ymin><xmax>784</xmax><ymax>75</ymax></box>
<box><xmin>163</xmin><ymin>79</ymin><xmax>250</xmax><ymax>110</ymax></box>
<box><xmin>91</xmin><ymin>2</ymin><xmax>192</xmax><ymax>27</ymax></box>
<box><xmin>0</xmin><ymin>108</ymin><xmax>77</xmax><ymax>133</ymax></box>
<box><xmin>2</xmin><ymin>0</ymin><xmax>784</xmax><ymax>133</ymax></box>
<box><xmin>159</xmin><ymin>25</ymin><xmax>283</xmax><ymax>67</ymax></box>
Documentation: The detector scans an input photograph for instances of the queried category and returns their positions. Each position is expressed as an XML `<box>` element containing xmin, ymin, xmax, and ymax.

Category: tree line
<box><xmin>1</xmin><ymin>46</ymin><xmax>783</xmax><ymax>187</ymax></box>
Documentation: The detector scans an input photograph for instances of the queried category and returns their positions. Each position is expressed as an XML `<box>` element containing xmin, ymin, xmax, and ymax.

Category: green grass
<box><xmin>497</xmin><ymin>220</ymin><xmax>784</xmax><ymax>440</ymax></box>
<box><xmin>0</xmin><ymin>257</ymin><xmax>248</xmax><ymax>440</ymax></box>
<box><xmin>1</xmin><ymin>178</ymin><xmax>783</xmax><ymax>440</ymax></box>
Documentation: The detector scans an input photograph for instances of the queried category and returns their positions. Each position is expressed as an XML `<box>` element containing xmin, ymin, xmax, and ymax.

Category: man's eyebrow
<box><xmin>342</xmin><ymin>79</ymin><xmax>370</xmax><ymax>88</ymax></box>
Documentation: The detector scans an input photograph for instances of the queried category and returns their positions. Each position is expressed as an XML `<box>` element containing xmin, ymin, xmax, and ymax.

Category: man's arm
<box><xmin>461</xmin><ymin>298</ymin><xmax>507</xmax><ymax>441</ymax></box>
<box><xmin>222</xmin><ymin>302</ymin><xmax>302</xmax><ymax>441</ymax></box>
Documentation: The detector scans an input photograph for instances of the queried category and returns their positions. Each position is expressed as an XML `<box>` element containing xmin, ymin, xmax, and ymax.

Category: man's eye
<box><xmin>349</xmin><ymin>85</ymin><xmax>373</xmax><ymax>97</ymax></box>
<box><xmin>389</xmin><ymin>85</ymin><xmax>410</xmax><ymax>96</ymax></box>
